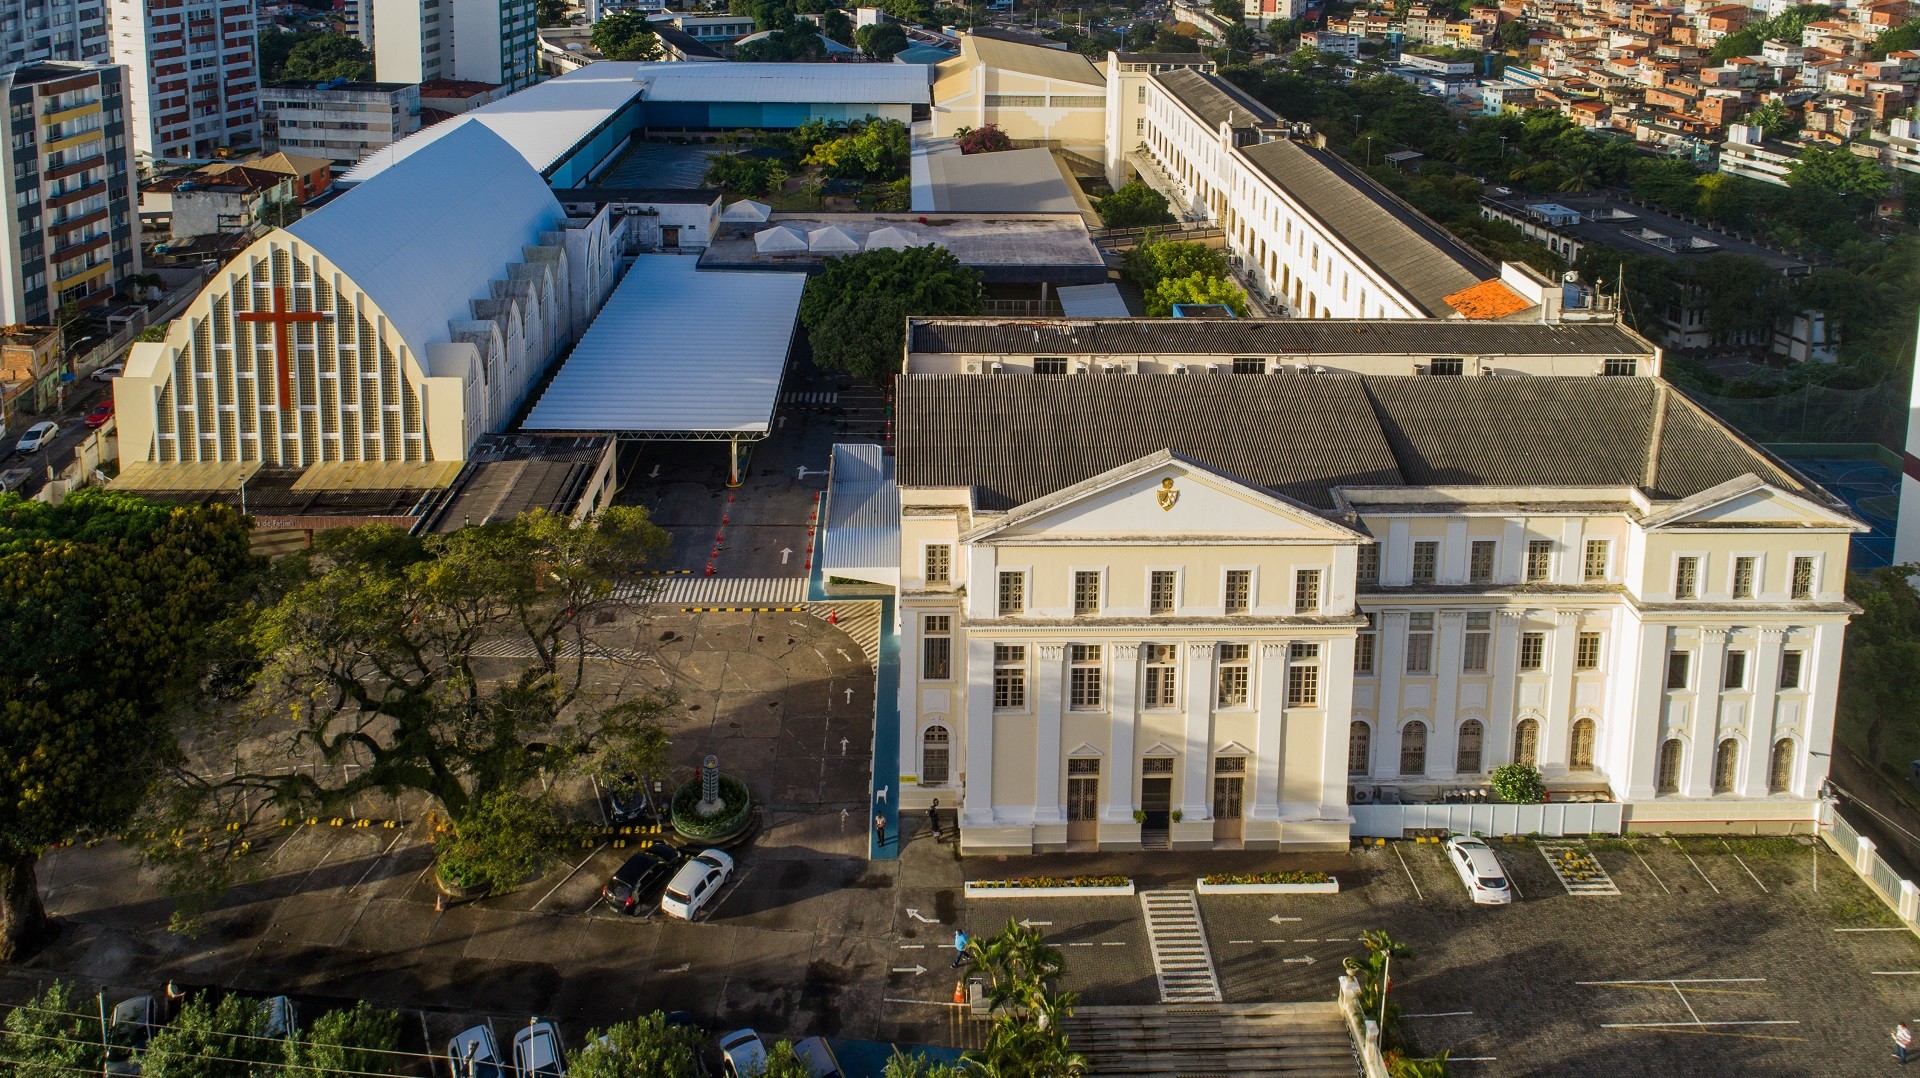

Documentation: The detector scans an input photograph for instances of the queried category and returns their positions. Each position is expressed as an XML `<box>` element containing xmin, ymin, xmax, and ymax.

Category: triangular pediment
<box><xmin>1141</xmin><ymin>741</ymin><xmax>1179</xmax><ymax>757</ymax></box>
<box><xmin>1215</xmin><ymin>740</ymin><xmax>1251</xmax><ymax>756</ymax></box>
<box><xmin>963</xmin><ymin>450</ymin><xmax>1367</xmax><ymax>543</ymax></box>
<box><xmin>1067</xmin><ymin>742</ymin><xmax>1104</xmax><ymax>757</ymax></box>
<box><xmin>1644</xmin><ymin>474</ymin><xmax>1866</xmax><ymax>532</ymax></box>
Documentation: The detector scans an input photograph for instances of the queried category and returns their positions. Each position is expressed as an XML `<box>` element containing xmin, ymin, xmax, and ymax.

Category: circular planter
<box><xmin>670</xmin><ymin>774</ymin><xmax>754</xmax><ymax>845</ymax></box>
<box><xmin>433</xmin><ymin>870</ymin><xmax>491</xmax><ymax>901</ymax></box>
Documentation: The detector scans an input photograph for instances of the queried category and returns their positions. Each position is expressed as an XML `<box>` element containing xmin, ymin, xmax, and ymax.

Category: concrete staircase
<box><xmin>1139</xmin><ymin>889</ymin><xmax>1222</xmax><ymax>1003</ymax></box>
<box><xmin>1064</xmin><ymin>1003</ymin><xmax>1359</xmax><ymax>1078</ymax></box>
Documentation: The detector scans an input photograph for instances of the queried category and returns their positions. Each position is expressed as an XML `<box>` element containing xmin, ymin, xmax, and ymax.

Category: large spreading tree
<box><xmin>799</xmin><ymin>245</ymin><xmax>986</xmax><ymax>383</ymax></box>
<box><xmin>590</xmin><ymin>12</ymin><xmax>663</xmax><ymax>60</ymax></box>
<box><xmin>0</xmin><ymin>491</ymin><xmax>253</xmax><ymax>960</ymax></box>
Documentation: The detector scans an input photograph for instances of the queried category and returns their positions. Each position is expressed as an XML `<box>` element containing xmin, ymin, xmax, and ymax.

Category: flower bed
<box><xmin>964</xmin><ymin>875</ymin><xmax>1135</xmax><ymax>898</ymax></box>
<box><xmin>1196</xmin><ymin>871</ymin><xmax>1338</xmax><ymax>895</ymax></box>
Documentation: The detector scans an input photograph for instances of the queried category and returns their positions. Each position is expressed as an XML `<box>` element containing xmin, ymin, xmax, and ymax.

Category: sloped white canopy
<box><xmin>723</xmin><ymin>199</ymin><xmax>773</xmax><ymax>223</ymax></box>
<box><xmin>864</xmin><ymin>225</ymin><xmax>920</xmax><ymax>251</ymax></box>
<box><xmin>808</xmin><ymin>225</ymin><xmax>860</xmax><ymax>253</ymax></box>
<box><xmin>753</xmin><ymin>225</ymin><xmax>808</xmax><ymax>253</ymax></box>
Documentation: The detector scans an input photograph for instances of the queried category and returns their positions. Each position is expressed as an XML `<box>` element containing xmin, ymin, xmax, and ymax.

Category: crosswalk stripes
<box><xmin>618</xmin><ymin>575</ymin><xmax>808</xmax><ymax>606</ymax></box>
<box><xmin>1139</xmin><ymin>890</ymin><xmax>1223</xmax><ymax>1004</ymax></box>
<box><xmin>781</xmin><ymin>391</ymin><xmax>840</xmax><ymax>405</ymax></box>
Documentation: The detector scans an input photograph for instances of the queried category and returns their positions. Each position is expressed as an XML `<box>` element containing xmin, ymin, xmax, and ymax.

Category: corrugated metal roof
<box><xmin>822</xmin><ymin>443</ymin><xmax>901</xmax><ymax>582</ymax></box>
<box><xmin>1155</xmin><ymin>68</ymin><xmax>1277</xmax><ymax>130</ymax></box>
<box><xmin>521</xmin><ymin>256</ymin><xmax>805</xmax><ymax>434</ymax></box>
<box><xmin>1237</xmin><ymin>138</ymin><xmax>1495</xmax><ymax>317</ymax></box>
<box><xmin>906</xmin><ymin>317</ymin><xmax>1653</xmax><ymax>357</ymax></box>
<box><xmin>635</xmin><ymin>62</ymin><xmax>934</xmax><ymax>102</ymax></box>
<box><xmin>895</xmin><ymin>374</ymin><xmax>1811</xmax><ymax>510</ymax></box>
<box><xmin>959</xmin><ymin>33</ymin><xmax>1106</xmax><ymax>86</ymax></box>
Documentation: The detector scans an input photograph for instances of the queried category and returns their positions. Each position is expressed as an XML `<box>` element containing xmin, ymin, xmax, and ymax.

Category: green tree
<box><xmin>0</xmin><ymin>981</ymin><xmax>106</xmax><ymax>1078</ymax></box>
<box><xmin>855</xmin><ymin>21</ymin><xmax>909</xmax><ymax>57</ymax></box>
<box><xmin>1341</xmin><ymin>930</ymin><xmax>1411</xmax><ymax>1039</ymax></box>
<box><xmin>736</xmin><ymin>26</ymin><xmax>829</xmax><ymax>61</ymax></box>
<box><xmin>1096</xmin><ymin>182</ymin><xmax>1176</xmax><ymax>229</ymax></box>
<box><xmin>591</xmin><ymin>12</ymin><xmax>664</xmax><ymax>59</ymax></box>
<box><xmin>1122</xmin><ymin>238</ymin><xmax>1229</xmax><ymax>291</ymax></box>
<box><xmin>962</xmin><ymin>920</ymin><xmax>1087</xmax><ymax>1078</ymax></box>
<box><xmin>760</xmin><ymin>1041</ymin><xmax>813</xmax><ymax>1078</ymax></box>
<box><xmin>1495</xmin><ymin>17</ymin><xmax>1531</xmax><ymax>53</ymax></box>
<box><xmin>141</xmin><ymin>994</ymin><xmax>281</xmax><ymax>1078</ymax></box>
<box><xmin>1209</xmin><ymin>0</ymin><xmax>1241</xmax><ymax>22</ymax></box>
<box><xmin>1839</xmin><ymin>567</ymin><xmax>1920</xmax><ymax>767</ymax></box>
<box><xmin>1873</xmin><ymin>20</ymin><xmax>1920</xmax><ymax>59</ymax></box>
<box><xmin>283</xmin><ymin>1003</ymin><xmax>403</xmax><ymax>1078</ymax></box>
<box><xmin>1147</xmin><ymin>272</ymin><xmax>1250</xmax><ymax>316</ymax></box>
<box><xmin>538</xmin><ymin>0</ymin><xmax>570</xmax><ymax>26</ymax></box>
<box><xmin>1745</xmin><ymin>98</ymin><xmax>1797</xmax><ymax>141</ymax></box>
<box><xmin>883</xmin><ymin>1051</ymin><xmax>966</xmax><ymax>1078</ymax></box>
<box><xmin>1788</xmin><ymin>143</ymin><xmax>1892</xmax><ymax>204</ymax></box>
<box><xmin>0</xmin><ymin>491</ymin><xmax>253</xmax><ymax>959</ymax></box>
<box><xmin>799</xmin><ymin>245</ymin><xmax>986</xmax><ymax>382</ymax></box>
<box><xmin>431</xmin><ymin>789</ymin><xmax>556</xmax><ymax>893</ymax></box>
<box><xmin>569</xmin><ymin>1014</ymin><xmax>705</xmax><ymax>1078</ymax></box>
<box><xmin>822</xmin><ymin>7</ymin><xmax>854</xmax><ymax>43</ymax></box>
<box><xmin>143</xmin><ymin>509</ymin><xmax>674</xmax><ymax>905</ymax></box>
<box><xmin>1489</xmin><ymin>763</ymin><xmax>1546</xmax><ymax>804</ymax></box>
<box><xmin>1711</xmin><ymin>4</ymin><xmax>1834</xmax><ymax>60</ymax></box>
<box><xmin>804</xmin><ymin>119</ymin><xmax>910</xmax><ymax>180</ymax></box>
<box><xmin>704</xmin><ymin>153</ymin><xmax>788</xmax><ymax>198</ymax></box>
<box><xmin>258</xmin><ymin>199</ymin><xmax>302</xmax><ymax>229</ymax></box>
<box><xmin>280</xmin><ymin>33</ymin><xmax>375</xmax><ymax>82</ymax></box>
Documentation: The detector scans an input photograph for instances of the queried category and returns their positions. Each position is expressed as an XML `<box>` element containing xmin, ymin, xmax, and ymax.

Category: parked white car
<box><xmin>512</xmin><ymin>1019</ymin><xmax>566</xmax><ymax>1078</ymax></box>
<box><xmin>447</xmin><ymin>1024</ymin><xmax>507</xmax><ymax>1078</ymax></box>
<box><xmin>660</xmin><ymin>848</ymin><xmax>734</xmax><ymax>921</ymax></box>
<box><xmin>717</xmin><ymin>1029</ymin><xmax>766</xmax><ymax>1078</ymax></box>
<box><xmin>1444</xmin><ymin>834</ymin><xmax>1513</xmax><ymax>905</ymax></box>
<box><xmin>793</xmin><ymin>1037</ymin><xmax>844</xmax><ymax>1078</ymax></box>
<box><xmin>16</xmin><ymin>421</ymin><xmax>57</xmax><ymax>453</ymax></box>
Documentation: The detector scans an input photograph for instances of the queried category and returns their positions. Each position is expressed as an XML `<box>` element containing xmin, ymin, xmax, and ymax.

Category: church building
<box><xmin>892</xmin><ymin>371</ymin><xmax>1862</xmax><ymax>853</ymax></box>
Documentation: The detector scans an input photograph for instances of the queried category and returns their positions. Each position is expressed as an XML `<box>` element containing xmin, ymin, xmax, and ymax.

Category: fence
<box><xmin>1684</xmin><ymin>382</ymin><xmax>1907</xmax><ymax>451</ymax></box>
<box><xmin>1349</xmin><ymin>801</ymin><xmax>1625</xmax><ymax>839</ymax></box>
<box><xmin>1819</xmin><ymin>800</ymin><xmax>1920</xmax><ymax>934</ymax></box>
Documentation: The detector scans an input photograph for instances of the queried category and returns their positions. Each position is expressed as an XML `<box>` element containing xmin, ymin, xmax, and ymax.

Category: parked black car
<box><xmin>606</xmin><ymin>778</ymin><xmax>661</xmax><ymax>827</ymax></box>
<box><xmin>601</xmin><ymin>845</ymin><xmax>683</xmax><ymax>914</ymax></box>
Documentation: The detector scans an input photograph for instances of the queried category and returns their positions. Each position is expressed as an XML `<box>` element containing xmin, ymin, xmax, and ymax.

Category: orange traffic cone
<box><xmin>953</xmin><ymin>981</ymin><xmax>965</xmax><ymax>1005</ymax></box>
<box><xmin>827</xmin><ymin>608</ymin><xmax>839</xmax><ymax>624</ymax></box>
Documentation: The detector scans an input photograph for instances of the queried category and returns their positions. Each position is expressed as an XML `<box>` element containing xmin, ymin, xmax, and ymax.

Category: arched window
<box><xmin>1769</xmin><ymin>739</ymin><xmax>1795</xmax><ymax>793</ymax></box>
<box><xmin>1348</xmin><ymin>721</ymin><xmax>1371</xmax><ymax>776</ymax></box>
<box><xmin>1400</xmin><ymin>721</ymin><xmax>1428</xmax><ymax>776</ymax></box>
<box><xmin>1656</xmin><ymin>738</ymin><xmax>1683</xmax><ymax>793</ymax></box>
<box><xmin>1713</xmin><ymin>738</ymin><xmax>1740</xmax><ymax>794</ymax></box>
<box><xmin>1455</xmin><ymin>719</ymin><xmax>1484</xmax><ymax>774</ymax></box>
<box><xmin>1513</xmin><ymin>718</ymin><xmax>1539</xmax><ymax>768</ymax></box>
<box><xmin>1569</xmin><ymin>718</ymin><xmax>1597</xmax><ymax>772</ymax></box>
<box><xmin>922</xmin><ymin>724</ymin><xmax>950</xmax><ymax>786</ymax></box>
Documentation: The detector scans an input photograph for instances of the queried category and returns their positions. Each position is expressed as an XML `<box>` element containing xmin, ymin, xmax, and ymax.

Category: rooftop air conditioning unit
<box><xmin>990</xmin><ymin>361</ymin><xmax>1004</xmax><ymax>374</ymax></box>
<box><xmin>1075</xmin><ymin>361</ymin><xmax>1090</xmax><ymax>374</ymax></box>
<box><xmin>1294</xmin><ymin>363</ymin><xmax>1310</xmax><ymax>374</ymax></box>
<box><xmin>1206</xmin><ymin>363</ymin><xmax>1221</xmax><ymax>374</ymax></box>
<box><xmin>1102</xmin><ymin>362</ymin><xmax>1121</xmax><ymax>374</ymax></box>
<box><xmin>1174</xmin><ymin>362</ymin><xmax>1190</xmax><ymax>374</ymax></box>
<box><xmin>965</xmin><ymin>361</ymin><xmax>980</xmax><ymax>374</ymax></box>
<box><xmin>1414</xmin><ymin>362</ymin><xmax>1428</xmax><ymax>374</ymax></box>
<box><xmin>1312</xmin><ymin>365</ymin><xmax>1327</xmax><ymax>374</ymax></box>
<box><xmin>1350</xmin><ymin>785</ymin><xmax>1374</xmax><ymax>804</ymax></box>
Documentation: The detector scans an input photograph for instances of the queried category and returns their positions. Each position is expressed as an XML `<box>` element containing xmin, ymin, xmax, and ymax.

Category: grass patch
<box><xmin>1825</xmin><ymin>888</ymin><xmax>1902</xmax><ymax>925</ymax></box>
<box><xmin>1584</xmin><ymin>836</ymin><xmax>1643</xmax><ymax>853</ymax></box>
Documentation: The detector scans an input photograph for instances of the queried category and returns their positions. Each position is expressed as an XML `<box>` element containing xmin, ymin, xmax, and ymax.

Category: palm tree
<box><xmin>959</xmin><ymin>921</ymin><xmax>1086</xmax><ymax>1078</ymax></box>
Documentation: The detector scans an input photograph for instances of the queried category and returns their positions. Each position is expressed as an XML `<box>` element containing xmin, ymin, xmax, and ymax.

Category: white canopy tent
<box><xmin>864</xmin><ymin>225</ymin><xmax>921</xmax><ymax>251</ymax></box>
<box><xmin>808</xmin><ymin>225</ymin><xmax>860</xmax><ymax>253</ymax></box>
<box><xmin>723</xmin><ymin>199</ymin><xmax>773</xmax><ymax>223</ymax></box>
<box><xmin>754</xmin><ymin>225</ymin><xmax>808</xmax><ymax>253</ymax></box>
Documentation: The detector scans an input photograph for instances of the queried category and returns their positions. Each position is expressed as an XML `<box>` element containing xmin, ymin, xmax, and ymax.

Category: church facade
<box><xmin>891</xmin><ymin>372</ymin><xmax>1861</xmax><ymax>853</ymax></box>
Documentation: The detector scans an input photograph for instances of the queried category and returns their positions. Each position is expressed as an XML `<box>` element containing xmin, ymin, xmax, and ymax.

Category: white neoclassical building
<box><xmin>890</xmin><ymin>370</ymin><xmax>1862</xmax><ymax>853</ymax></box>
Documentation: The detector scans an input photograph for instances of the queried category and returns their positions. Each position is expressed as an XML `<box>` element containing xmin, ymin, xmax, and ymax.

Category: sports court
<box><xmin>1779</xmin><ymin>453</ymin><xmax>1899</xmax><ymax>568</ymax></box>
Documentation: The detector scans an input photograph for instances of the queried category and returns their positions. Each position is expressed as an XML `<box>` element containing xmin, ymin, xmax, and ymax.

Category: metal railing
<box><xmin>1821</xmin><ymin>799</ymin><xmax>1920</xmax><ymax>936</ymax></box>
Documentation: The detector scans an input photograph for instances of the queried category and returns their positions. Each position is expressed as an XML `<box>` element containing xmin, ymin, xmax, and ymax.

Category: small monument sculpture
<box><xmin>671</xmin><ymin>751</ymin><xmax>754</xmax><ymax>845</ymax></box>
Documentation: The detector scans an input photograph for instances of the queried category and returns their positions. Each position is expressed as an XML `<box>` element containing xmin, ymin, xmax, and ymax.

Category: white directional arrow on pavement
<box><xmin>891</xmin><ymin>965</ymin><xmax>928</xmax><ymax>976</ymax></box>
<box><xmin>1269</xmin><ymin>915</ymin><xmax>1302</xmax><ymax>924</ymax></box>
<box><xmin>658</xmin><ymin>963</ymin><xmax>691</xmax><ymax>974</ymax></box>
<box><xmin>1019</xmin><ymin>919</ymin><xmax>1053</xmax><ymax>929</ymax></box>
<box><xmin>1284</xmin><ymin>956</ymin><xmax>1317</xmax><ymax>965</ymax></box>
<box><xmin>907</xmin><ymin>909</ymin><xmax>939</xmax><ymax>923</ymax></box>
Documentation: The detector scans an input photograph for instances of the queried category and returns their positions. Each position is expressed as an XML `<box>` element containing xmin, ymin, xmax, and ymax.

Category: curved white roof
<box><xmin>287</xmin><ymin>123</ymin><xmax>564</xmax><ymax>363</ymax></box>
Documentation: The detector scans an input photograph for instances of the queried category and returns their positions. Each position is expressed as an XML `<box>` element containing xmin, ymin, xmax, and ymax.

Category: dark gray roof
<box><xmin>895</xmin><ymin>374</ymin><xmax>1813</xmax><ymax>511</ymax></box>
<box><xmin>1116</xmin><ymin>52</ymin><xmax>1212</xmax><ymax>64</ymax></box>
<box><xmin>907</xmin><ymin>318</ymin><xmax>1654</xmax><ymax>358</ymax></box>
<box><xmin>656</xmin><ymin>24</ymin><xmax>723</xmax><ymax>59</ymax></box>
<box><xmin>1154</xmin><ymin>67</ymin><xmax>1278</xmax><ymax>131</ymax></box>
<box><xmin>1237</xmin><ymin>138</ymin><xmax>1495</xmax><ymax>316</ymax></box>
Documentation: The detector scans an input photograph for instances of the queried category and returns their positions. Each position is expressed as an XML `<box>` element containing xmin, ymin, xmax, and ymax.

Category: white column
<box><xmin>1488</xmin><ymin>610</ymin><xmax>1523</xmax><ymax>765</ymax></box>
<box><xmin>1252</xmin><ymin>640</ymin><xmax>1289</xmax><ymax>820</ymax></box>
<box><xmin>1320</xmin><ymin>635</ymin><xmax>1357</xmax><ymax>817</ymax></box>
<box><xmin>962</xmin><ymin>635</ymin><xmax>996</xmax><ymax>827</ymax></box>
<box><xmin>1441</xmin><ymin>520</ymin><xmax>1468</xmax><ymax>582</ymax></box>
<box><xmin>1105</xmin><ymin>642</ymin><xmax>1140</xmax><ymax>822</ymax></box>
<box><xmin>1500</xmin><ymin>519</ymin><xmax>1527</xmax><ymax>583</ymax></box>
<box><xmin>1034</xmin><ymin>643</ymin><xmax>1066</xmax><ymax>825</ymax></box>
<box><xmin>1624</xmin><ymin>624</ymin><xmax>1669</xmax><ymax>801</ymax></box>
<box><xmin>1375</xmin><ymin>612</ymin><xmax>1407</xmax><ymax>777</ymax></box>
<box><xmin>1744</xmin><ymin>629</ymin><xmax>1784</xmax><ymax>797</ymax></box>
<box><xmin>1181</xmin><ymin>642</ymin><xmax>1215</xmax><ymax>818</ymax></box>
<box><xmin>1542</xmin><ymin>610</ymin><xmax>1579</xmax><ymax>773</ymax></box>
<box><xmin>1802</xmin><ymin>621</ymin><xmax>1846</xmax><ymax>798</ymax></box>
<box><xmin>1429</xmin><ymin>613</ymin><xmax>1464</xmax><ymax>779</ymax></box>
<box><xmin>1687</xmin><ymin>628</ymin><xmax>1728</xmax><ymax>797</ymax></box>
<box><xmin>897</xmin><ymin>608</ymin><xmax>920</xmax><ymax>782</ymax></box>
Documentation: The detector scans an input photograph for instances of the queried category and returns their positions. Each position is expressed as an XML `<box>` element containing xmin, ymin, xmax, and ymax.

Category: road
<box><xmin>2</xmin><ymin>373</ymin><xmax>113</xmax><ymax>498</ymax></box>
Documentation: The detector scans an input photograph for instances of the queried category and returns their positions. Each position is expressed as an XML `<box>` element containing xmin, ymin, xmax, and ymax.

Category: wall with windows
<box><xmin>931</xmin><ymin>53</ymin><xmax>1107</xmax><ymax>159</ymax></box>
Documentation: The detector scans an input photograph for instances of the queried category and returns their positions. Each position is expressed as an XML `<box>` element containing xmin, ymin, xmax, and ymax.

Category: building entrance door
<box><xmin>1067</xmin><ymin>759</ymin><xmax>1100</xmax><ymax>844</ymax></box>
<box><xmin>1140</xmin><ymin>777</ymin><xmax>1172</xmax><ymax>829</ymax></box>
<box><xmin>1213</xmin><ymin>775</ymin><xmax>1244</xmax><ymax>843</ymax></box>
<box><xmin>662</xmin><ymin>226</ymin><xmax>680</xmax><ymax>248</ymax></box>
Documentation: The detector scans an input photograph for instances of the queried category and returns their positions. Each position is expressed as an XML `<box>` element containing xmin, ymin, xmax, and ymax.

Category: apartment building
<box><xmin>0</xmin><ymin>62</ymin><xmax>140</xmax><ymax>325</ymax></box>
<box><xmin>108</xmin><ymin>0</ymin><xmax>260</xmax><ymax>164</ymax></box>
<box><xmin>371</xmin><ymin>0</ymin><xmax>536</xmax><ymax>93</ymax></box>
<box><xmin>0</xmin><ymin>0</ymin><xmax>110</xmax><ymax>74</ymax></box>
<box><xmin>260</xmin><ymin>80</ymin><xmax>420</xmax><ymax>166</ymax></box>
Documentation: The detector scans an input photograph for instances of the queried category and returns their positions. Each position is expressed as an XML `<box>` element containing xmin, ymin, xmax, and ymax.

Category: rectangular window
<box><xmin>1150</xmin><ymin>570</ymin><xmax>1177</xmax><ymax>614</ymax></box>
<box><xmin>1675</xmin><ymin>556</ymin><xmax>1699</xmax><ymax>599</ymax></box>
<box><xmin>1216</xmin><ymin>643</ymin><xmax>1250</xmax><ymax>707</ymax></box>
<box><xmin>993</xmin><ymin>644</ymin><xmax>1026</xmax><ymax>709</ymax></box>
<box><xmin>1779</xmin><ymin>649</ymin><xmax>1804</xmax><ymax>690</ymax></box>
<box><xmin>1069</xmin><ymin>644</ymin><xmax>1103</xmax><ymax>709</ymax></box>
<box><xmin>1525</xmin><ymin>540</ymin><xmax>1553</xmax><ymax>583</ymax></box>
<box><xmin>1357</xmin><ymin>545</ymin><xmax>1380</xmax><ymax>585</ymax></box>
<box><xmin>1426</xmin><ymin>357</ymin><xmax>1464</xmax><ymax>376</ymax></box>
<box><xmin>1286</xmin><ymin>642</ymin><xmax>1320</xmax><ymax>706</ymax></box>
<box><xmin>1583</xmin><ymin>539</ymin><xmax>1610</xmax><ymax>582</ymax></box>
<box><xmin>1293</xmin><ymin>569</ymin><xmax>1322</xmax><ymax>614</ymax></box>
<box><xmin>1519</xmin><ymin>631</ymin><xmax>1546</xmax><ymax>671</ymax></box>
<box><xmin>1576</xmin><ymin>630</ymin><xmax>1602</xmax><ymax>671</ymax></box>
<box><xmin>1406</xmin><ymin>612</ymin><xmax>1434</xmax><ymax>674</ymax></box>
<box><xmin>1034</xmin><ymin>356</ymin><xmax>1068</xmax><ymax>375</ymax></box>
<box><xmin>1469</xmin><ymin>540</ymin><xmax>1495</xmax><ymax>584</ymax></box>
<box><xmin>1073</xmin><ymin>570</ymin><xmax>1101</xmax><ymax>616</ymax></box>
<box><xmin>1231</xmin><ymin>356</ymin><xmax>1265</xmax><ymax>374</ymax></box>
<box><xmin>1462</xmin><ymin>611</ymin><xmax>1491</xmax><ymax>672</ymax></box>
<box><xmin>1791</xmin><ymin>556</ymin><xmax>1815</xmax><ymax>600</ymax></box>
<box><xmin>921</xmin><ymin>615</ymin><xmax>951</xmax><ymax>680</ymax></box>
<box><xmin>1666</xmin><ymin>650</ymin><xmax>1691</xmax><ymax>690</ymax></box>
<box><xmin>1224</xmin><ymin>569</ymin><xmax>1251</xmax><ymax>614</ymax></box>
<box><xmin>1411</xmin><ymin>541</ymin><xmax>1439</xmax><ymax>584</ymax></box>
<box><xmin>1144</xmin><ymin>643</ymin><xmax>1178</xmax><ymax>707</ymax></box>
<box><xmin>997</xmin><ymin>571</ymin><xmax>1024</xmax><ymax>616</ymax></box>
<box><xmin>1732</xmin><ymin>556</ymin><xmax>1756</xmax><ymax>600</ymax></box>
<box><xmin>1356</xmin><ymin>614</ymin><xmax>1377</xmax><ymax>675</ymax></box>
<box><xmin>985</xmin><ymin>94</ymin><xmax>1045</xmax><ymax>107</ymax></box>
<box><xmin>924</xmin><ymin>544</ymin><xmax>951</xmax><ymax>585</ymax></box>
<box><xmin>1603</xmin><ymin>356</ymin><xmax>1637</xmax><ymax>376</ymax></box>
<box><xmin>1723</xmin><ymin>649</ymin><xmax>1748</xmax><ymax>690</ymax></box>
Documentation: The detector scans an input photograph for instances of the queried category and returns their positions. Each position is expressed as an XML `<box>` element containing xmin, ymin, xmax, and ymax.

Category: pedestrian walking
<box><xmin>952</xmin><ymin>929</ymin><xmax>970</xmax><ymax>969</ymax></box>
<box><xmin>874</xmin><ymin>812</ymin><xmax>887</xmax><ymax>847</ymax></box>
<box><xmin>1897</xmin><ymin>1022</ymin><xmax>1913</xmax><ymax>1064</ymax></box>
<box><xmin>927</xmin><ymin>798</ymin><xmax>942</xmax><ymax>839</ymax></box>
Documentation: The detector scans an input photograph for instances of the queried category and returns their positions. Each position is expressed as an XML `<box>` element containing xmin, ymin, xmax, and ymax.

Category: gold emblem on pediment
<box><xmin>1155</xmin><ymin>477</ymin><xmax>1178</xmax><ymax>512</ymax></box>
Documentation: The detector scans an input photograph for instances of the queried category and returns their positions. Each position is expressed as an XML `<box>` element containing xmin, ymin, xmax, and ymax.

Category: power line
<box><xmin>0</xmin><ymin>1000</ymin><xmax>451</xmax><ymax>1074</ymax></box>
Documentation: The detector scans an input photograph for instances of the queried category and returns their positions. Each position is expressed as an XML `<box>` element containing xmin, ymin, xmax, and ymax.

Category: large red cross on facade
<box><xmin>236</xmin><ymin>287</ymin><xmax>327</xmax><ymax>411</ymax></box>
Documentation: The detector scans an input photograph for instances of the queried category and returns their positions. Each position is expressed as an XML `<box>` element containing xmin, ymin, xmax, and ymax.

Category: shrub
<box><xmin>670</xmin><ymin>773</ymin><xmax>752</xmax><ymax>839</ymax></box>
<box><xmin>1097</xmin><ymin>182</ymin><xmax>1176</xmax><ymax>229</ymax></box>
<box><xmin>971</xmin><ymin>875</ymin><xmax>1129</xmax><ymax>888</ymax></box>
<box><xmin>435</xmin><ymin>790</ymin><xmax>556</xmax><ymax>894</ymax></box>
<box><xmin>1200</xmin><ymin>871</ymin><xmax>1332</xmax><ymax>885</ymax></box>
<box><xmin>955</xmin><ymin>123</ymin><xmax>1013</xmax><ymax>154</ymax></box>
<box><xmin>1490</xmin><ymin>763</ymin><xmax>1547</xmax><ymax>804</ymax></box>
